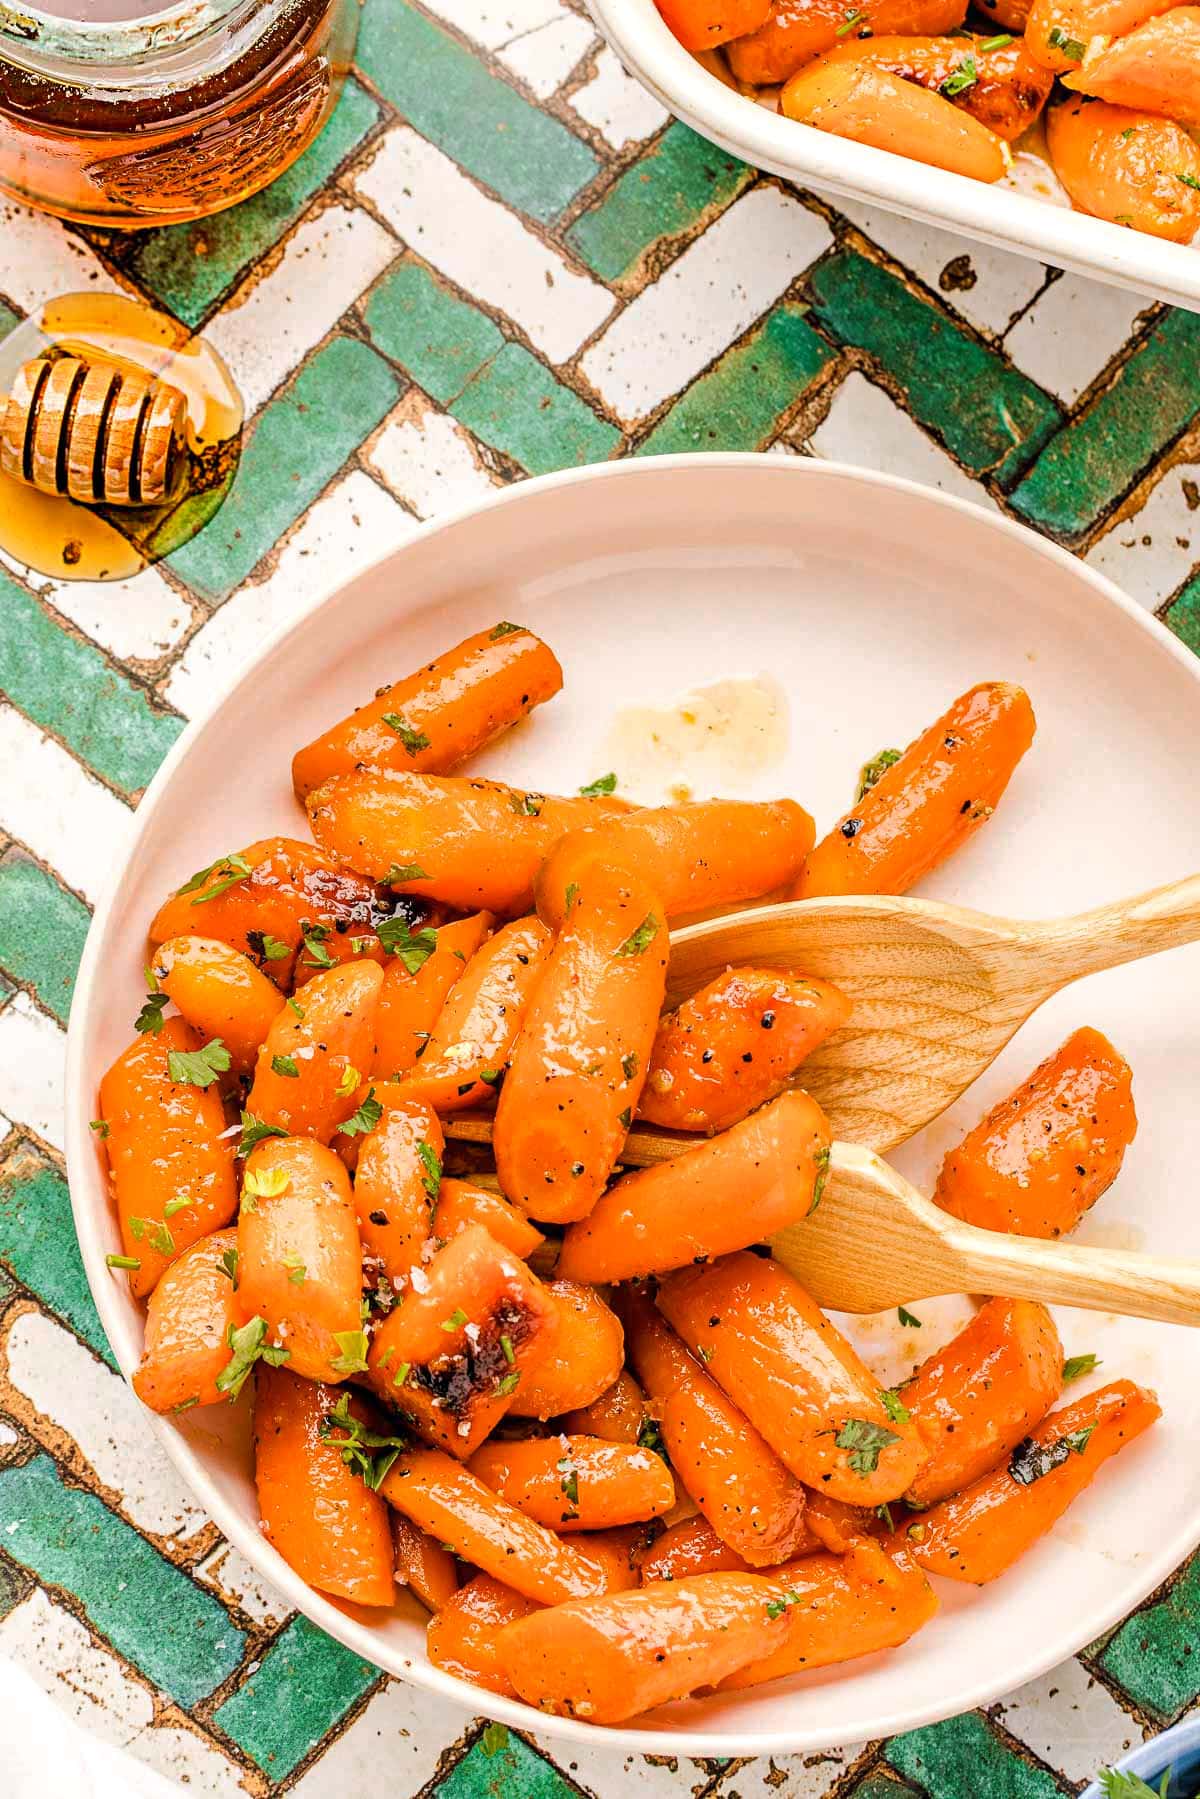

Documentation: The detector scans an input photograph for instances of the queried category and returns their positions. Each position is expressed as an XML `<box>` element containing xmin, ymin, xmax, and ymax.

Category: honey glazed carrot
<box><xmin>372</xmin><ymin>911</ymin><xmax>492</xmax><ymax>1078</ymax></box>
<box><xmin>427</xmin><ymin>1573</ymin><xmax>541</xmax><ymax>1695</ymax></box>
<box><xmin>151</xmin><ymin>936</ymin><xmax>283</xmax><ymax>1076</ymax></box>
<box><xmin>244</xmin><ymin>959</ymin><xmax>383</xmax><ymax>1145</ymax></box>
<box><xmin>469</xmin><ymin>1434</ymin><xmax>676</xmax><ymax>1532</ymax></box>
<box><xmin>132</xmin><ymin>1229</ymin><xmax>239</xmax><ymax>1413</ymax></box>
<box><xmin>508</xmin><ymin>1280</ymin><xmax>625</xmax><ymax>1420</ymax></box>
<box><xmin>353</xmin><ymin>1099</ymin><xmax>442</xmax><ymax>1289</ymax></box>
<box><xmin>393</xmin><ymin>1514</ymin><xmax>459</xmax><ymax>1613</ymax></box>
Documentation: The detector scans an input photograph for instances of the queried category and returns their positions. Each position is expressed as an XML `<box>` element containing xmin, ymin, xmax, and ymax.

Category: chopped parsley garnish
<box><xmin>557</xmin><ymin>1456</ymin><xmax>580</xmax><ymax>1506</ymax></box>
<box><xmin>579</xmin><ymin>772</ymin><xmax>617</xmax><ymax>797</ymax></box>
<box><xmin>978</xmin><ymin>31</ymin><xmax>1012</xmax><ymax>47</ymax></box>
<box><xmin>215</xmin><ymin>1317</ymin><xmax>289</xmax><ymax>1400</ymax></box>
<box><xmin>836</xmin><ymin>1417</ymin><xmax>900</xmax><ymax>1475</ymax></box>
<box><xmin>377</xmin><ymin>916</ymin><xmax>438</xmax><ymax>972</ymax></box>
<box><xmin>835</xmin><ymin>6</ymin><xmax>863</xmax><ymax>30</ymax></box>
<box><xmin>617</xmin><ymin>1107</ymin><xmax>632</xmax><ymax>1130</ymax></box>
<box><xmin>765</xmin><ymin>1588</ymin><xmax>802</xmax><ymax>1619</ymax></box>
<box><xmin>637</xmin><ymin>1417</ymin><xmax>666</xmax><ymax>1457</ymax></box>
<box><xmin>271</xmin><ymin>1054</ymin><xmax>299</xmax><ymax>1079</ymax></box>
<box><xmin>479</xmin><ymin>1067</ymin><xmax>501</xmax><ymax>1087</ymax></box>
<box><xmin>218</xmin><ymin>1246</ymin><xmax>239</xmax><ymax>1285</ymax></box>
<box><xmin>134</xmin><ymin>991</ymin><xmax>169</xmax><ymax>1034</ymax></box>
<box><xmin>106</xmin><ymin>1253</ymin><xmax>140</xmax><ymax>1271</ymax></box>
<box><xmin>1098</xmin><ymin>1770</ymin><xmax>1171</xmax><ymax>1798</ymax></box>
<box><xmin>500</xmin><ymin>1334</ymin><xmax>516</xmax><ymax>1365</ymax></box>
<box><xmin>897</xmin><ymin>1305</ymin><xmax>923</xmax><ymax>1328</ymax></box>
<box><xmin>300</xmin><ymin>923</ymin><xmax>335</xmax><ymax>968</ymax></box>
<box><xmin>497</xmin><ymin>1371</ymin><xmax>521</xmax><ymax>1395</ymax></box>
<box><xmin>178</xmin><ymin>852</ymin><xmax>251</xmax><ymax>905</ymax></box>
<box><xmin>418</xmin><ymin>1139</ymin><xmax>442</xmax><ymax>1201</ymax></box>
<box><xmin>1062</xmin><ymin>1353</ymin><xmax>1100</xmax><ymax>1383</ymax></box>
<box><xmin>392</xmin><ymin>1360</ymin><xmax>412</xmax><ymax>1387</ymax></box>
<box><xmin>509</xmin><ymin>790</ymin><xmax>545</xmax><ymax>817</ymax></box>
<box><xmin>167</xmin><ymin>1037</ymin><xmax>231</xmax><ymax>1088</ymax></box>
<box><xmin>615</xmin><ymin>913</ymin><xmax>661</xmax><ymax>958</ymax></box>
<box><xmin>330</xmin><ymin>1329</ymin><xmax>371</xmax><ymax>1374</ymax></box>
<box><xmin>129</xmin><ymin>1216</ymin><xmax>175</xmax><ymax>1256</ymax></box>
<box><xmin>1047</xmin><ymin>24</ymin><xmax>1085</xmax><ymax>55</ymax></box>
<box><xmin>441</xmin><ymin>1307</ymin><xmax>469</xmax><ymax>1333</ymax></box>
<box><xmin>287</xmin><ymin>998</ymin><xmax>305</xmax><ymax>1020</ymax></box>
<box><xmin>1009</xmin><ymin>1424</ymin><xmax>1096</xmax><ymax>1486</ymax></box>
<box><xmin>319</xmin><ymin>1394</ymin><xmax>407</xmax><ymax>1489</ymax></box>
<box><xmin>238</xmin><ymin>1111</ymin><xmax>288</xmax><ymax>1157</ymax></box>
<box><xmin>876</xmin><ymin>1502</ymin><xmax>896</xmax><ymax>1531</ymax></box>
<box><xmin>564</xmin><ymin>881</ymin><xmax>580</xmax><ymax>913</ymax></box>
<box><xmin>621</xmin><ymin>1052</ymin><xmax>639</xmax><ymax>1080</ymax></box>
<box><xmin>243</xmin><ymin>1164</ymin><xmax>289</xmax><ymax>1200</ymax></box>
<box><xmin>480</xmin><ymin>1721</ymin><xmax>510</xmax><ymax>1756</ymax></box>
<box><xmin>335</xmin><ymin>1063</ymin><xmax>360</xmax><ymax>1099</ymax></box>
<box><xmin>247</xmin><ymin>930</ymin><xmax>290</xmax><ymax>962</ymax></box>
<box><xmin>1178</xmin><ymin>172</ymin><xmax>1200</xmax><ymax>191</ymax></box>
<box><xmin>385</xmin><ymin>863</ymin><xmax>429</xmax><ymax>884</ymax></box>
<box><xmin>172</xmin><ymin>1396</ymin><xmax>200</xmax><ymax>1412</ymax></box>
<box><xmin>939</xmin><ymin>54</ymin><xmax>978</xmax><ymax>96</ymax></box>
<box><xmin>163</xmin><ymin>1194</ymin><xmax>193</xmax><ymax>1218</ymax></box>
<box><xmin>90</xmin><ymin>1119</ymin><xmax>109</xmax><ymax>1139</ymax></box>
<box><xmin>283</xmin><ymin>1254</ymin><xmax>307</xmax><ymax>1286</ymax></box>
<box><xmin>382</xmin><ymin>713</ymin><xmax>432</xmax><ymax>755</ymax></box>
<box><xmin>809</xmin><ymin>1144</ymin><xmax>831</xmax><ymax>1214</ymax></box>
<box><xmin>338</xmin><ymin>1088</ymin><xmax>383</xmax><ymax>1137</ymax></box>
<box><xmin>880</xmin><ymin>1387</ymin><xmax>911</xmax><ymax>1425</ymax></box>
<box><xmin>489</xmin><ymin>622</ymin><xmax>522</xmax><ymax>640</ymax></box>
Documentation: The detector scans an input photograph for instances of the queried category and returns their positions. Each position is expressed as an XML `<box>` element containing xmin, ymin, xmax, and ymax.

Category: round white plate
<box><xmin>66</xmin><ymin>455</ymin><xmax>1200</xmax><ymax>1755</ymax></box>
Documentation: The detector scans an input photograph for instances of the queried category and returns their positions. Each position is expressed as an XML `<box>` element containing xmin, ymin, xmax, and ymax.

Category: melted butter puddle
<box><xmin>601</xmin><ymin>675</ymin><xmax>789</xmax><ymax>805</ymax></box>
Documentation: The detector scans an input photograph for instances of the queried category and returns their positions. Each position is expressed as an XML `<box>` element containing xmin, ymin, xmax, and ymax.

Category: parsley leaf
<box><xmin>579</xmin><ymin>772</ymin><xmax>617</xmax><ymax>797</ymax></box>
<box><xmin>939</xmin><ymin>54</ymin><xmax>978</xmax><ymax>95</ymax></box>
<box><xmin>1063</xmin><ymin>1353</ymin><xmax>1100</xmax><ymax>1383</ymax></box>
<box><xmin>557</xmin><ymin>1456</ymin><xmax>580</xmax><ymax>1507</ymax></box>
<box><xmin>615</xmin><ymin>913</ymin><xmax>661</xmax><ymax>958</ymax></box>
<box><xmin>489</xmin><ymin>622</ymin><xmax>522</xmax><ymax>640</ymax></box>
<box><xmin>218</xmin><ymin>1246</ymin><xmax>239</xmax><ymax>1285</ymax></box>
<box><xmin>765</xmin><ymin>1588</ymin><xmax>802</xmax><ymax>1619</ymax></box>
<box><xmin>300</xmin><ymin>924</ymin><xmax>335</xmax><ymax>969</ymax></box>
<box><xmin>1098</xmin><ymin>1771</ymin><xmax>1171</xmax><ymax>1798</ymax></box>
<box><xmin>271</xmin><ymin>1054</ymin><xmax>299</xmax><ymax>1079</ymax></box>
<box><xmin>1047</xmin><ymin>24</ymin><xmax>1085</xmax><ymax>54</ymax></box>
<box><xmin>163</xmin><ymin>1194</ymin><xmax>193</xmax><ymax>1218</ymax></box>
<box><xmin>637</xmin><ymin>1417</ymin><xmax>666</xmax><ymax>1458</ymax></box>
<box><xmin>978</xmin><ymin>30</ymin><xmax>1013</xmax><ymax>46</ymax></box>
<box><xmin>167</xmin><ymin>1038</ymin><xmax>231</xmax><ymax>1088</ymax></box>
<box><xmin>509</xmin><ymin>790</ymin><xmax>545</xmax><ymax>818</ymax></box>
<box><xmin>338</xmin><ymin>1088</ymin><xmax>383</xmax><ymax>1137</ymax></box>
<box><xmin>106</xmin><ymin>1253</ymin><xmax>140</xmax><ymax>1271</ymax></box>
<box><xmin>385</xmin><ymin>863</ymin><xmax>429</xmax><ymax>884</ymax></box>
<box><xmin>382</xmin><ymin>713</ymin><xmax>431</xmax><ymax>755</ymax></box>
<box><xmin>243</xmin><ymin>1164</ymin><xmax>289</xmax><ymax>1200</ymax></box>
<box><xmin>319</xmin><ymin>1395</ymin><xmax>407</xmax><ymax>1490</ymax></box>
<box><xmin>1178</xmin><ymin>172</ymin><xmax>1200</xmax><ymax>191</ymax></box>
<box><xmin>418</xmin><ymin>1139</ymin><xmax>442</xmax><ymax>1201</ymax></box>
<box><xmin>897</xmin><ymin>1305</ymin><xmax>923</xmax><ymax>1328</ymax></box>
<box><xmin>335</xmin><ymin>1064</ymin><xmax>360</xmax><ymax>1099</ymax></box>
<box><xmin>129</xmin><ymin>1215</ymin><xmax>175</xmax><ymax>1255</ymax></box>
<box><xmin>621</xmin><ymin>1051</ymin><xmax>639</xmax><ymax>1080</ymax></box>
<box><xmin>880</xmin><ymin>1387</ymin><xmax>910</xmax><ymax>1425</ymax></box>
<box><xmin>377</xmin><ymin>916</ymin><xmax>438</xmax><ymax>972</ymax></box>
<box><xmin>215</xmin><ymin>1317</ymin><xmax>289</xmax><ymax>1401</ymax></box>
<box><xmin>283</xmin><ymin>1254</ymin><xmax>307</xmax><ymax>1286</ymax></box>
<box><xmin>134</xmin><ymin>991</ymin><xmax>168</xmax><ymax>1034</ymax></box>
<box><xmin>564</xmin><ymin>880</ymin><xmax>579</xmax><ymax>914</ymax></box>
<box><xmin>330</xmin><ymin>1329</ymin><xmax>370</xmax><ymax>1374</ymax></box>
<box><xmin>836</xmin><ymin>1417</ymin><xmax>900</xmax><ymax>1475</ymax></box>
<box><xmin>90</xmin><ymin>1118</ymin><xmax>110</xmax><ymax>1139</ymax></box>
<box><xmin>238</xmin><ymin>1110</ymin><xmax>288</xmax><ymax>1158</ymax></box>
<box><xmin>179</xmin><ymin>853</ymin><xmax>252</xmax><ymax>905</ymax></box>
<box><xmin>441</xmin><ymin>1306</ymin><xmax>468</xmax><ymax>1333</ymax></box>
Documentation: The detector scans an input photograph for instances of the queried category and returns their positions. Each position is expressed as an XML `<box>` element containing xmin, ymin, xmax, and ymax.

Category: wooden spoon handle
<box><xmin>944</xmin><ymin>1224</ymin><xmax>1200</xmax><ymax>1327</ymax></box>
<box><xmin>1031</xmin><ymin>872</ymin><xmax>1200</xmax><ymax>986</ymax></box>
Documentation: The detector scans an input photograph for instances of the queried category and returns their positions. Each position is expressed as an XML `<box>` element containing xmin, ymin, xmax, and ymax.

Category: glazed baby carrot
<box><xmin>373</xmin><ymin>912</ymin><xmax>491</xmax><ymax>1078</ymax></box>
<box><xmin>556</xmin><ymin>1090</ymin><xmax>831</xmax><ymax>1282</ymax></box>
<box><xmin>354</xmin><ymin>1099</ymin><xmax>442</xmax><ymax>1288</ymax></box>
<box><xmin>1064</xmin><ymin>3</ymin><xmax>1200</xmax><ymax>118</ymax></box>
<box><xmin>497</xmin><ymin>1572</ymin><xmax>789</xmax><ymax>1722</ymax></box>
<box><xmin>903</xmin><ymin>1298</ymin><xmax>1064</xmax><ymax>1507</ymax></box>
<box><xmin>427</xmin><ymin>1574</ymin><xmax>541</xmax><ymax>1695</ymax></box>
<box><xmin>660</xmin><ymin>1362</ymin><xmax>813</xmax><ymax>1566</ymax></box>
<box><xmin>657</xmin><ymin>1252</ymin><xmax>929</xmax><ymax>1504</ymax></box>
<box><xmin>654</xmin><ymin>0</ymin><xmax>770</xmax><ymax>49</ymax></box>
<box><xmin>718</xmin><ymin>1540</ymin><xmax>938</xmax><ymax>1690</ymax></box>
<box><xmin>99</xmin><ymin>1015</ymin><xmax>238</xmax><ymax>1298</ymax></box>
<box><xmin>292</xmin><ymin>623</ymin><xmax>564</xmax><ymax>799</ymax></box>
<box><xmin>934</xmin><ymin>1026</ymin><xmax>1136</xmax><ymax>1238</ymax></box>
<box><xmin>148</xmin><ymin>836</ymin><xmax>416</xmax><ymax>988</ymax></box>
<box><xmin>618</xmin><ymin>1279</ymin><xmax>700</xmax><ymax>1398</ymax></box>
<box><xmin>726</xmin><ymin>0</ymin><xmax>967</xmax><ymax>86</ymax></box>
<box><xmin>254</xmin><ymin>1365</ymin><xmax>396</xmax><ymax>1607</ymax></box>
<box><xmin>494</xmin><ymin>869</ymin><xmax>667</xmax><ymax>1224</ymax></box>
<box><xmin>132</xmin><ymin>1229</ymin><xmax>239</xmax><ymax>1413</ymax></box>
<box><xmin>380</xmin><ymin>1446</ymin><xmax>611</xmax><ymax>1606</ymax></box>
<box><xmin>469</xmin><ymin>1434</ymin><xmax>676</xmax><ymax>1532</ymax></box>
<box><xmin>536</xmin><ymin>797</ymin><xmax>814</xmax><ymax>929</ymax></box>
<box><xmin>306</xmin><ymin>770</ymin><xmax>631</xmax><ymax>917</ymax></box>
<box><xmin>1027</xmin><ymin>0</ymin><xmax>1174</xmax><ymax>69</ymax></box>
<box><xmin>433</xmin><ymin>1178</ymin><xmax>544</xmax><ymax>1260</ymax></box>
<box><xmin>793</xmin><ymin>682</ymin><xmax>1036</xmax><ymax>900</ymax></box>
<box><xmin>781</xmin><ymin>60</ymin><xmax>1010</xmax><ymax>182</ymax></box>
<box><xmin>393</xmin><ymin>1514</ymin><xmax>459</xmax><ymax>1613</ymax></box>
<box><xmin>151</xmin><ymin>937</ymin><xmax>283</xmax><ymax>1076</ymax></box>
<box><xmin>818</xmin><ymin>34</ymin><xmax>1054</xmax><ymax>139</ymax></box>
<box><xmin>898</xmin><ymin>1380</ymin><xmax>1161</xmax><ymax>1582</ymax></box>
<box><xmin>510</xmin><ymin>1280</ymin><xmax>625</xmax><ymax>1419</ymax></box>
<box><xmin>366</xmin><ymin>1224</ymin><xmax>559</xmax><ymax>1455</ymax></box>
<box><xmin>803</xmin><ymin>1489</ymin><xmax>875</xmax><ymax>1554</ymax></box>
<box><xmin>245</xmin><ymin>959</ymin><xmax>384</xmax><ymax>1144</ymax></box>
<box><xmin>1047</xmin><ymin>98</ymin><xmax>1200</xmax><ymax>241</ymax></box>
<box><xmin>562</xmin><ymin>1369</ymin><xmax>647</xmax><ymax>1443</ymax></box>
<box><xmin>236</xmin><ymin>1136</ymin><xmax>362</xmax><ymax>1383</ymax></box>
<box><xmin>637</xmin><ymin>1515</ymin><xmax>754</xmax><ymax>1582</ymax></box>
<box><xmin>576</xmin><ymin>1524</ymin><xmax>645</xmax><ymax>1592</ymax></box>
<box><xmin>639</xmin><ymin>967</ymin><xmax>850</xmax><ymax>1134</ymax></box>
<box><xmin>396</xmin><ymin>917</ymin><xmax>553</xmax><ymax>1113</ymax></box>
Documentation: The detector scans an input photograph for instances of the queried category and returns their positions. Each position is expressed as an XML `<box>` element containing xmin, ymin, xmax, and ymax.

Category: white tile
<box><xmin>291</xmin><ymin>1680</ymin><xmax>454</xmax><ymax>1795</ymax></box>
<box><xmin>0</xmin><ymin>990</ymin><xmax>66</xmax><ymax>1150</ymax></box>
<box><xmin>808</xmin><ymin>370</ymin><xmax>997</xmax><ymax>510</ymax></box>
<box><xmin>205</xmin><ymin>205</ymin><xmax>399</xmax><ymax>415</ymax></box>
<box><xmin>713</xmin><ymin>1741</ymin><xmax>869</xmax><ymax>1795</ymax></box>
<box><xmin>0</xmin><ymin>204</ymin><xmax>123</xmax><ymax>313</ymax></box>
<box><xmin>544</xmin><ymin>1739</ymin><xmax>724</xmax><ymax>1796</ymax></box>
<box><xmin>0</xmin><ymin>1588</ymin><xmax>152</xmax><ymax>1747</ymax></box>
<box><xmin>354</xmin><ymin>127</ymin><xmax>614</xmax><ymax>364</ymax></box>
<box><xmin>5</xmin><ymin>1310</ymin><xmax>211</xmax><ymax>1546</ymax></box>
<box><xmin>498</xmin><ymin>12</ymin><xmax>597</xmax><ymax>98</ymax></box>
<box><xmin>195</xmin><ymin>1541</ymin><xmax>290</xmax><ymax>1628</ymax></box>
<box><xmin>419</xmin><ymin>0</ymin><xmax>565</xmax><ymax>50</ymax></box>
<box><xmin>1085</xmin><ymin>462</ymin><xmax>1200</xmax><ymax>612</ymax></box>
<box><xmin>0</xmin><ymin>701</ymin><xmax>132</xmax><ymax>903</ymax></box>
<box><xmin>580</xmin><ymin>187</ymin><xmax>830</xmax><ymax>421</ymax></box>
<box><xmin>993</xmin><ymin>1656</ymin><xmax>1141</xmax><ymax>1784</ymax></box>
<box><xmin>0</xmin><ymin>1418</ymin><xmax>18</xmax><ymax>1446</ymax></box>
<box><xmin>836</xmin><ymin>198</ymin><xmax>1046</xmax><ymax>338</ymax></box>
<box><xmin>41</xmin><ymin>568</ymin><xmax>192</xmax><ymax>665</ymax></box>
<box><xmin>1003</xmin><ymin>274</ymin><xmax>1153</xmax><ymax>405</ymax></box>
<box><xmin>367</xmin><ymin>392</ymin><xmax>500</xmax><ymax>519</ymax></box>
<box><xmin>569</xmin><ymin>46</ymin><xmax>670</xmax><ymax>147</ymax></box>
<box><xmin>126</xmin><ymin>1723</ymin><xmax>250</xmax><ymax>1797</ymax></box>
<box><xmin>165</xmin><ymin>470</ymin><xmax>416</xmax><ymax>717</ymax></box>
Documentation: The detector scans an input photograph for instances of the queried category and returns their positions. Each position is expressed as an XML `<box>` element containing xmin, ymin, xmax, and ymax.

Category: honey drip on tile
<box><xmin>0</xmin><ymin>291</ymin><xmax>242</xmax><ymax>581</ymax></box>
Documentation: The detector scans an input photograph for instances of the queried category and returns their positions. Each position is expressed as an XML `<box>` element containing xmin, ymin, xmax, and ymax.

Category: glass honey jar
<box><xmin>0</xmin><ymin>0</ymin><xmax>358</xmax><ymax>229</ymax></box>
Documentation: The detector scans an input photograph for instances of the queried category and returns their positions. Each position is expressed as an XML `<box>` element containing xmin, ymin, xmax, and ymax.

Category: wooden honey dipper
<box><xmin>0</xmin><ymin>354</ymin><xmax>188</xmax><ymax>507</ymax></box>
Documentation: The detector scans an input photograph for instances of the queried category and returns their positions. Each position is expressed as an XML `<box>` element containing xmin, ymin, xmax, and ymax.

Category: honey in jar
<box><xmin>0</xmin><ymin>0</ymin><xmax>358</xmax><ymax>228</ymax></box>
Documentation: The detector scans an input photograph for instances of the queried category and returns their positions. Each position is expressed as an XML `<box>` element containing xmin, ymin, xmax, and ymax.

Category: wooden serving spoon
<box><xmin>666</xmin><ymin>874</ymin><xmax>1200</xmax><ymax>1152</ymax></box>
<box><xmin>442</xmin><ymin>1117</ymin><xmax>1200</xmax><ymax>1326</ymax></box>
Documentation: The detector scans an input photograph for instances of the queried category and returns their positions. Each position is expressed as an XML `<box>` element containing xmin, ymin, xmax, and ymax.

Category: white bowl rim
<box><xmin>580</xmin><ymin>0</ymin><xmax>1200</xmax><ymax>314</ymax></box>
<box><xmin>64</xmin><ymin>453</ymin><xmax>1200</xmax><ymax>1756</ymax></box>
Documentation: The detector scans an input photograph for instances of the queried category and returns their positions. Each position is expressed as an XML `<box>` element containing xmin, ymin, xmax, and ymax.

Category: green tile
<box><xmin>127</xmin><ymin>78</ymin><xmax>382</xmax><ymax>327</ymax></box>
<box><xmin>439</xmin><ymin>1729</ymin><xmax>578</xmax><ymax>1799</ymax></box>
<box><xmin>0</xmin><ymin>850</ymin><xmax>90</xmax><ymax>1023</ymax></box>
<box><xmin>1101</xmin><ymin>1551</ymin><xmax>1200</xmax><ymax>1718</ymax></box>
<box><xmin>851</xmin><ymin>1778</ymin><xmax>922</xmax><ymax>1799</ymax></box>
<box><xmin>363</xmin><ymin>258</ymin><xmax>503</xmax><ymax>404</ymax></box>
<box><xmin>567</xmin><ymin>120</ymin><xmax>751</xmax><ymax>282</ymax></box>
<box><xmin>887</xmin><ymin>1714</ymin><xmax>1062</xmax><ymax>1799</ymax></box>
<box><xmin>0</xmin><ymin>573</ymin><xmax>182</xmax><ymax>795</ymax></box>
<box><xmin>213</xmin><ymin>1614</ymin><xmax>377</xmax><ymax>1776</ymax></box>
<box><xmin>808</xmin><ymin>251</ymin><xmax>1061</xmax><ymax>484</ymax></box>
<box><xmin>357</xmin><ymin>0</ymin><xmax>597</xmax><ymax>223</ymax></box>
<box><xmin>452</xmin><ymin>341</ymin><xmax>619</xmax><ymax>475</ymax></box>
<box><xmin>1166</xmin><ymin>572</ymin><xmax>1200</xmax><ymax>658</ymax></box>
<box><xmin>0</xmin><ymin>1155</ymin><xmax>114</xmax><ymax>1366</ymax></box>
<box><xmin>1011</xmin><ymin>310</ymin><xmax>1200</xmax><ymax>539</ymax></box>
<box><xmin>167</xmin><ymin>334</ymin><xmax>400</xmax><ymax>601</ymax></box>
<box><xmin>0</xmin><ymin>1453</ymin><xmax>245</xmax><ymax>1707</ymax></box>
<box><xmin>636</xmin><ymin>303</ymin><xmax>831</xmax><ymax>455</ymax></box>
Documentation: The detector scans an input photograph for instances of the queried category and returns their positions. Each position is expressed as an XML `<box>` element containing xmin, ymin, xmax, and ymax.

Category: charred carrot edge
<box><xmin>468</xmin><ymin>1435</ymin><xmax>676</xmax><ymax>1533</ymax></box>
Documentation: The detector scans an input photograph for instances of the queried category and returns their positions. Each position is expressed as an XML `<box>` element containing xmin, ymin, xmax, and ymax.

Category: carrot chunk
<box><xmin>636</xmin><ymin>1515</ymin><xmax>755</xmax><ymax>1582</ymax></box>
<box><xmin>509</xmin><ymin>1281</ymin><xmax>625</xmax><ymax>1420</ymax></box>
<box><xmin>132</xmin><ymin>1229</ymin><xmax>239</xmax><ymax>1412</ymax></box>
<box><xmin>433</xmin><ymin>1179</ymin><xmax>543</xmax><ymax>1260</ymax></box>
<box><xmin>393</xmin><ymin>1514</ymin><xmax>459</xmax><ymax>1613</ymax></box>
<box><xmin>781</xmin><ymin>60</ymin><xmax>1010</xmax><ymax>182</ymax></box>
<box><xmin>655</xmin><ymin>0</ymin><xmax>771</xmax><ymax>51</ymax></box>
<box><xmin>562</xmin><ymin>1369</ymin><xmax>648</xmax><ymax>1443</ymax></box>
<box><xmin>151</xmin><ymin>937</ymin><xmax>283</xmax><ymax>1076</ymax></box>
<box><xmin>470</xmin><ymin>1434</ymin><xmax>676</xmax><ymax>1532</ymax></box>
<box><xmin>245</xmin><ymin>960</ymin><xmax>383</xmax><ymax>1144</ymax></box>
<box><xmin>373</xmin><ymin>912</ymin><xmax>492</xmax><ymax>1078</ymax></box>
<box><xmin>727</xmin><ymin>0</ymin><xmax>967</xmax><ymax>87</ymax></box>
<box><xmin>427</xmin><ymin>1573</ymin><xmax>541</xmax><ymax>1695</ymax></box>
<box><xmin>354</xmin><ymin>1100</ymin><xmax>442</xmax><ymax>1288</ymax></box>
<box><xmin>1047</xmin><ymin>97</ymin><xmax>1200</xmax><ymax>242</ymax></box>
